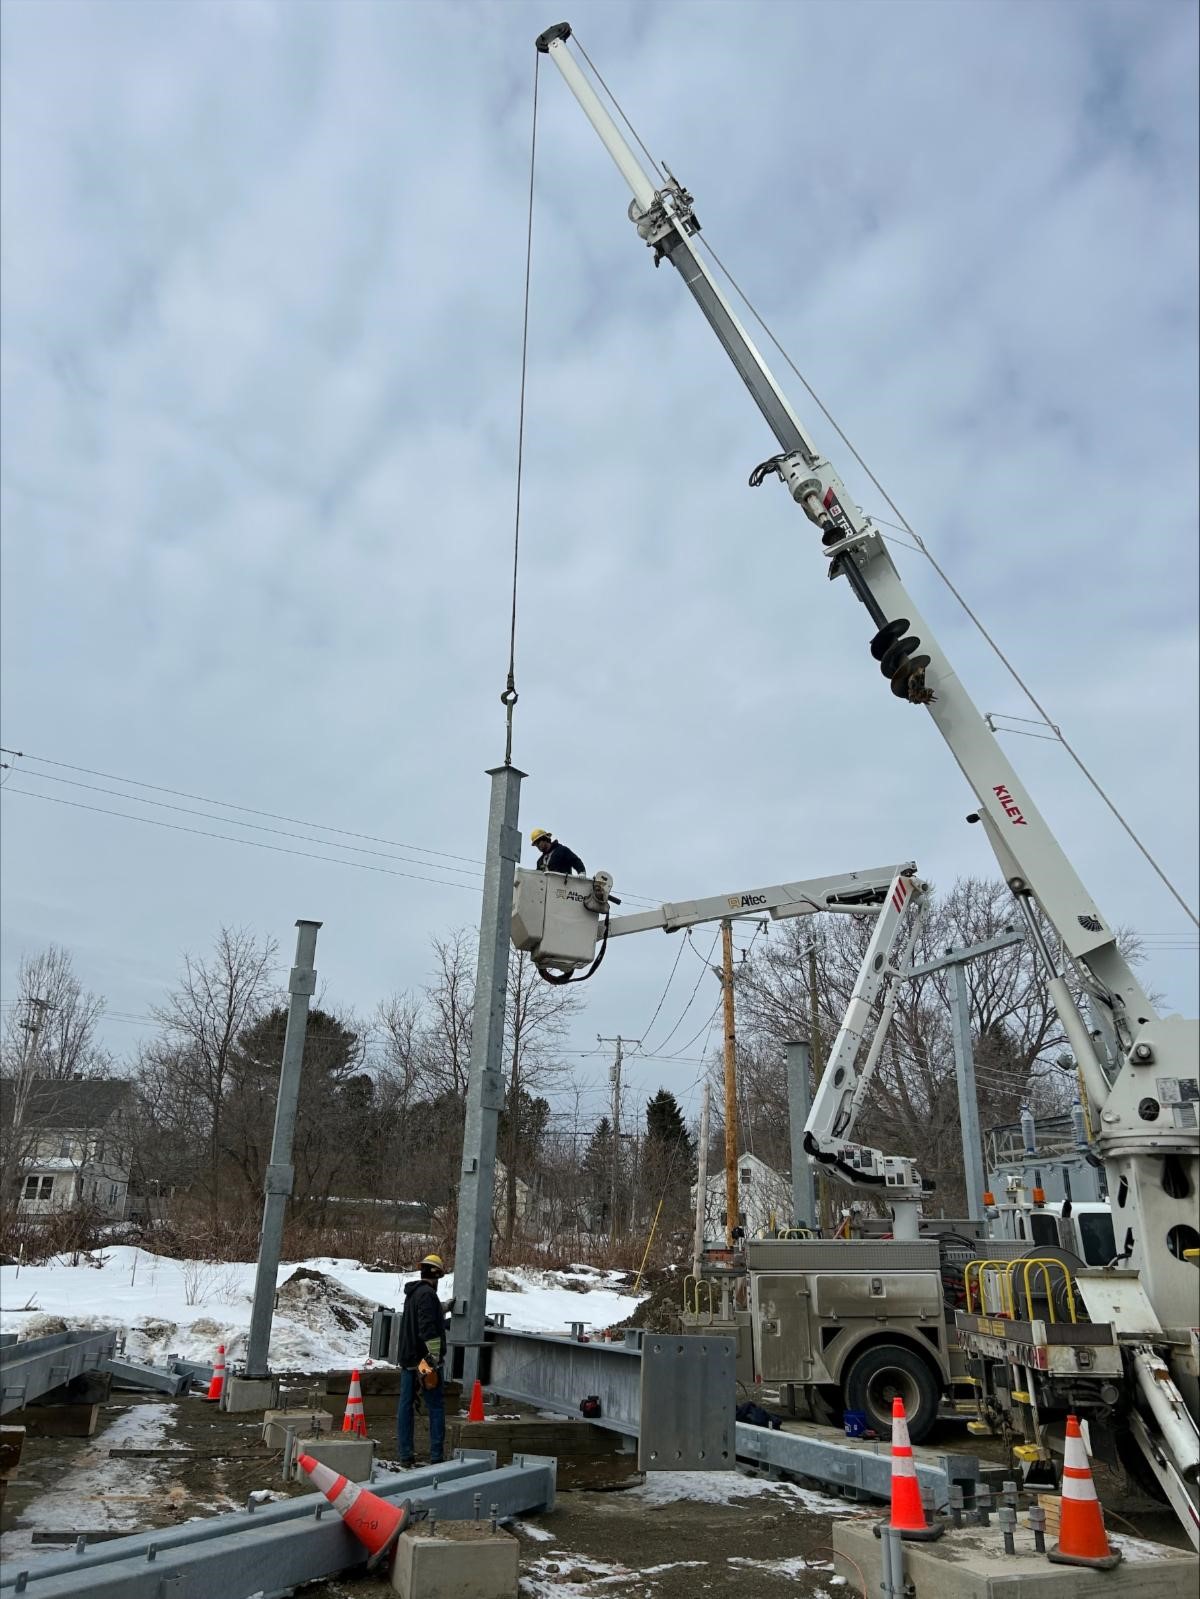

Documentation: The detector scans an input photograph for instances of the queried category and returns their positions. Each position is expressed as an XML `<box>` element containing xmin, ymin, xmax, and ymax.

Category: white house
<box><xmin>692</xmin><ymin>1152</ymin><xmax>792</xmax><ymax>1247</ymax></box>
<box><xmin>2</xmin><ymin>1079</ymin><xmax>133</xmax><ymax>1222</ymax></box>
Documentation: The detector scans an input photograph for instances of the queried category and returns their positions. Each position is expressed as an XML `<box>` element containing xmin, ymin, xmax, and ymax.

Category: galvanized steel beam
<box><xmin>486</xmin><ymin>1328</ymin><xmax>641</xmax><ymax>1436</ymax></box>
<box><xmin>735</xmin><ymin>1422</ymin><xmax>983</xmax><ymax>1503</ymax></box>
<box><xmin>102</xmin><ymin>1358</ymin><xmax>191</xmax><ymax>1396</ymax></box>
<box><xmin>0</xmin><ymin>1330</ymin><xmax>118</xmax><ymax>1415</ymax></box>
<box><xmin>3</xmin><ymin>1454</ymin><xmax>554</xmax><ymax>1598</ymax></box>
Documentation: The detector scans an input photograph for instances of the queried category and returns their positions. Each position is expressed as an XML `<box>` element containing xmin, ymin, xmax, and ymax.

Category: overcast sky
<box><xmin>2</xmin><ymin>0</ymin><xmax>1197</xmax><ymax>1139</ymax></box>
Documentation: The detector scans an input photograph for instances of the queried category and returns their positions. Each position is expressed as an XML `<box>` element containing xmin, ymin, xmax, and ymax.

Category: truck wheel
<box><xmin>843</xmin><ymin>1345</ymin><xmax>940</xmax><ymax>1443</ymax></box>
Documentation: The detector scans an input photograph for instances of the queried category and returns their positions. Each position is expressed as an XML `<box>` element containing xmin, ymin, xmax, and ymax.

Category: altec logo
<box><xmin>728</xmin><ymin>893</ymin><xmax>767</xmax><ymax>909</ymax></box>
<box><xmin>993</xmin><ymin>784</ymin><xmax>1028</xmax><ymax>825</ymax></box>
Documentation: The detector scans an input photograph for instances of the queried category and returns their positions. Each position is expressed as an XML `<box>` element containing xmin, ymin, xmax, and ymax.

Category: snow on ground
<box><xmin>0</xmin><ymin>1403</ymin><xmax>178</xmax><ymax>1566</ymax></box>
<box><xmin>629</xmin><ymin>1470</ymin><xmax>850</xmax><ymax>1516</ymax></box>
<box><xmin>520</xmin><ymin>1555</ymin><xmax>707</xmax><ymax>1597</ymax></box>
<box><xmin>0</xmin><ymin>1249</ymin><xmax>645</xmax><ymax>1371</ymax></box>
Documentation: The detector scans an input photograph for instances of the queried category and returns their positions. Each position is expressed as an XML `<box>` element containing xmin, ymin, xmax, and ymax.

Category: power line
<box><xmin>1</xmin><ymin>787</ymin><xmax>483</xmax><ymax>892</ymax></box>
<box><xmin>640</xmin><ymin>929</ymin><xmax>721</xmax><ymax>1056</ymax></box>
<box><xmin>0</xmin><ymin>747</ymin><xmax>482</xmax><ymax>866</ymax></box>
<box><xmin>10</xmin><ymin>769</ymin><xmax>486</xmax><ymax>878</ymax></box>
<box><xmin>0</xmin><ymin>745</ymin><xmax>665</xmax><ymax>909</ymax></box>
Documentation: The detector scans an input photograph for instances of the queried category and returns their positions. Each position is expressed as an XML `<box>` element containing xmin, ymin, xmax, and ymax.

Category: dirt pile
<box><xmin>276</xmin><ymin>1267</ymin><xmax>376</xmax><ymax>1334</ymax></box>
<box><xmin>610</xmin><ymin>1269</ymin><xmax>681</xmax><ymax>1333</ymax></box>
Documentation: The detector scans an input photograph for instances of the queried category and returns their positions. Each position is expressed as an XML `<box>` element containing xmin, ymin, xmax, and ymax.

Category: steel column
<box><xmin>0</xmin><ymin>1456</ymin><xmax>496</xmax><ymax>1590</ymax></box>
<box><xmin>785</xmin><ymin>1039</ymin><xmax>816</xmax><ymax>1229</ymax></box>
<box><xmin>246</xmin><ymin>919</ymin><xmax>321</xmax><ymax>1379</ymax></box>
<box><xmin>449</xmin><ymin>764</ymin><xmax>524</xmax><ymax>1389</ymax></box>
<box><xmin>950</xmin><ymin>961</ymin><xmax>987</xmax><ymax>1221</ymax></box>
<box><xmin>6</xmin><ymin>1457</ymin><xmax>555</xmax><ymax>1598</ymax></box>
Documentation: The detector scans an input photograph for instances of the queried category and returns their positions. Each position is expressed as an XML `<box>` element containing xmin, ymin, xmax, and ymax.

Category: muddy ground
<box><xmin>1</xmin><ymin>1379</ymin><xmax>1187</xmax><ymax>1598</ymax></box>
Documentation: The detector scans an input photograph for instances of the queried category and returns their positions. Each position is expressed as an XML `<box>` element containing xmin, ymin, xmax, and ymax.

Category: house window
<box><xmin>109</xmin><ymin>1185</ymin><xmax>119</xmax><ymax>1207</ymax></box>
<box><xmin>740</xmin><ymin>1167</ymin><xmax>752</xmax><ymax>1185</ymax></box>
<box><xmin>23</xmin><ymin>1175</ymin><xmax>39</xmax><ymax>1199</ymax></box>
<box><xmin>59</xmin><ymin>1137</ymin><xmax>72</xmax><ymax>1159</ymax></box>
<box><xmin>24</xmin><ymin>1175</ymin><xmax>54</xmax><ymax>1201</ymax></box>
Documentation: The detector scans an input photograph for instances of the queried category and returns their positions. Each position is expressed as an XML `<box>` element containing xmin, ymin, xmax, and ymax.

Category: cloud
<box><xmin>2</xmin><ymin>0</ymin><xmax>1195</xmax><ymax>1132</ymax></box>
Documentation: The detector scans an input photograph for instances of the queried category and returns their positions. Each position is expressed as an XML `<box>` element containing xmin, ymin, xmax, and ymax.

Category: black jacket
<box><xmin>536</xmin><ymin>841</ymin><xmax>586</xmax><ymax>876</ymax></box>
<box><xmin>398</xmin><ymin>1278</ymin><xmax>444</xmax><ymax>1368</ymax></box>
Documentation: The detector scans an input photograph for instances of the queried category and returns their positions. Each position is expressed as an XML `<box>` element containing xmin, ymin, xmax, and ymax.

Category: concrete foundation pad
<box><xmin>834</xmin><ymin>1518</ymin><xmax>1198</xmax><ymax>1598</ymax></box>
<box><xmin>222</xmin><ymin>1375</ymin><xmax>280</xmax><ymax>1413</ymax></box>
<box><xmin>391</xmin><ymin>1520</ymin><xmax>519</xmax><ymax>1599</ymax></box>
<box><xmin>7</xmin><ymin>1403</ymin><xmax>98</xmax><ymax>1438</ymax></box>
<box><xmin>288</xmin><ymin>1433</ymin><xmax>375</xmax><ymax>1483</ymax></box>
<box><xmin>263</xmin><ymin>1407</ymin><xmax>333</xmax><ymax>1448</ymax></box>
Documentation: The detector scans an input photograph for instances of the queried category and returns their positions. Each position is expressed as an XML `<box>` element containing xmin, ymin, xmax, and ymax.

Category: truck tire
<box><xmin>843</xmin><ymin>1344</ymin><xmax>940</xmax><ymax>1443</ymax></box>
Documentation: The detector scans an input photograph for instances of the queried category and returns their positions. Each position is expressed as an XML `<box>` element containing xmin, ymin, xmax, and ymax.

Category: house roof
<box><xmin>0</xmin><ymin>1077</ymin><xmax>132</xmax><ymax>1132</ymax></box>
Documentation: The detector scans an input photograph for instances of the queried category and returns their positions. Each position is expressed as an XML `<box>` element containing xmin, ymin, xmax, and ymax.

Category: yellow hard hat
<box><xmin>529</xmin><ymin>828</ymin><xmax>551</xmax><ymax>844</ymax></box>
<box><xmin>420</xmin><ymin>1253</ymin><xmax>445</xmax><ymax>1275</ymax></box>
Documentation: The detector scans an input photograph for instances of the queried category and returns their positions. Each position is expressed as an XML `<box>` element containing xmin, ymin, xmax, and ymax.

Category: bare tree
<box><xmin>500</xmin><ymin>952</ymin><xmax>579</xmax><ymax>1246</ymax></box>
<box><xmin>415</xmin><ymin>933</ymin><xmax>475</xmax><ymax>1101</ymax></box>
<box><xmin>1</xmin><ymin>946</ymin><xmax>110</xmax><ymax>1208</ymax></box>
<box><xmin>148</xmin><ymin>927</ymin><xmax>277</xmax><ymax>1225</ymax></box>
<box><xmin>731</xmin><ymin>877</ymin><xmax>1120</xmax><ymax>1216</ymax></box>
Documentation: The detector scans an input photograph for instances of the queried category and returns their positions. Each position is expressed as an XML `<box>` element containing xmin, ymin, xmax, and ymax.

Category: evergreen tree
<box><xmin>645</xmin><ymin>1089</ymin><xmax>694</xmax><ymax>1164</ymax></box>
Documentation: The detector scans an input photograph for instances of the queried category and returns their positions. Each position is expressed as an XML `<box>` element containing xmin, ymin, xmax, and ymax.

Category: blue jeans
<box><xmin>397</xmin><ymin>1367</ymin><xmax>444</xmax><ymax>1464</ymax></box>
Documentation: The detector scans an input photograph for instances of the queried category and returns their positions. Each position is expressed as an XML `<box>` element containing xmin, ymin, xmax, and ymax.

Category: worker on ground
<box><xmin>530</xmin><ymin>827</ymin><xmax>586</xmax><ymax>876</ymax></box>
<box><xmin>396</xmin><ymin>1252</ymin><xmax>447</xmax><ymax>1469</ymax></box>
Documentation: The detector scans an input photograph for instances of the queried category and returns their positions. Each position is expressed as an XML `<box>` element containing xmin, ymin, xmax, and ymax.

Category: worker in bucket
<box><xmin>396</xmin><ymin>1252</ymin><xmax>447</xmax><ymax>1469</ymax></box>
<box><xmin>530</xmin><ymin>827</ymin><xmax>586</xmax><ymax>875</ymax></box>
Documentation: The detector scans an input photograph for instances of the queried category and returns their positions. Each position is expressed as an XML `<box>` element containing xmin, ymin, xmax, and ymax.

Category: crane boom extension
<box><xmin>536</xmin><ymin>23</ymin><xmax>1198</xmax><ymax>1366</ymax></box>
<box><xmin>607</xmin><ymin>863</ymin><xmax>906</xmax><ymax>937</ymax></box>
<box><xmin>803</xmin><ymin>870</ymin><xmax>929</xmax><ymax>1238</ymax></box>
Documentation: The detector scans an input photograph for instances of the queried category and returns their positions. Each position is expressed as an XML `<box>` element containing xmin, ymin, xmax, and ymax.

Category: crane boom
<box><xmin>535</xmin><ymin>20</ymin><xmax>1199</xmax><ymax>1425</ymax></box>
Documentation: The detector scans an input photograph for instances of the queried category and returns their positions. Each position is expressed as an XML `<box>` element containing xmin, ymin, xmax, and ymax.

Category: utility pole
<box><xmin>597</xmin><ymin>1035</ymin><xmax>637</xmax><ymax>1241</ymax></box>
<box><xmin>692</xmin><ymin>1080</ymin><xmax>710</xmax><ymax>1277</ymax></box>
<box><xmin>784</xmin><ymin>1039</ymin><xmax>816</xmax><ymax>1230</ymax></box>
<box><xmin>246</xmin><ymin>920</ymin><xmax>321</xmax><ymax>1381</ymax></box>
<box><xmin>449</xmin><ymin>764</ymin><xmax>525</xmax><ymax>1391</ymax></box>
<box><xmin>808</xmin><ymin>943</ymin><xmax>835</xmax><ymax>1233</ymax></box>
<box><xmin>720</xmin><ymin>920</ymin><xmax>739</xmax><ymax>1250</ymax></box>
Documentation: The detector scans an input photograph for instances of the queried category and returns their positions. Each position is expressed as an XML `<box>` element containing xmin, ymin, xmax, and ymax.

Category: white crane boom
<box><xmin>511</xmin><ymin>861</ymin><xmax>907</xmax><ymax>974</ymax></box>
<box><xmin>607</xmin><ymin>863</ymin><xmax>906</xmax><ymax>937</ymax></box>
<box><xmin>535</xmin><ymin>19</ymin><xmax>1199</xmax><ymax>1526</ymax></box>
<box><xmin>535</xmin><ymin>14</ymin><xmax>1196</xmax><ymax>1303</ymax></box>
<box><xmin>803</xmin><ymin>870</ymin><xmax>930</xmax><ymax>1237</ymax></box>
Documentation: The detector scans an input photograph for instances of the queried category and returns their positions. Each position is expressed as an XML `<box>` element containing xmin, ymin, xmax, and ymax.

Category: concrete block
<box><xmin>8</xmin><ymin>1403</ymin><xmax>98</xmax><ymax>1438</ymax></box>
<box><xmin>262</xmin><ymin>1407</ymin><xmax>333</xmax><ymax>1449</ymax></box>
<box><xmin>286</xmin><ymin>1433</ymin><xmax>374</xmax><ymax>1483</ymax></box>
<box><xmin>221</xmin><ymin>1374</ymin><xmax>280</xmax><ymax>1413</ymax></box>
<box><xmin>391</xmin><ymin>1521</ymin><xmax>519</xmax><ymax>1599</ymax></box>
<box><xmin>833</xmin><ymin>1517</ymin><xmax>1198</xmax><ymax>1598</ymax></box>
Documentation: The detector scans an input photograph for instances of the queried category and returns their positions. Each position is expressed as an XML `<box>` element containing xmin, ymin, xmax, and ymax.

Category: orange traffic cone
<box><xmin>467</xmin><ymin>1379</ymin><xmax>485</xmax><ymax>1423</ymax></box>
<box><xmin>342</xmin><ymin>1369</ymin><xmax>367</xmax><ymax>1438</ymax></box>
<box><xmin>298</xmin><ymin>1452</ymin><xmax>409</xmax><ymax>1570</ymax></box>
<box><xmin>205</xmin><ymin>1345</ymin><xmax>226</xmax><ymax>1403</ymax></box>
<box><xmin>877</xmin><ymin>1397</ymin><xmax>943</xmax><ymax>1541</ymax></box>
<box><xmin>1049</xmin><ymin>1416</ymin><xmax>1121</xmax><ymax>1569</ymax></box>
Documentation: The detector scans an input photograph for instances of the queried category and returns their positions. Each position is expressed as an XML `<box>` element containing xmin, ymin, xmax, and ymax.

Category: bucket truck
<box><xmin>534</xmin><ymin>21</ymin><xmax>1200</xmax><ymax>1539</ymax></box>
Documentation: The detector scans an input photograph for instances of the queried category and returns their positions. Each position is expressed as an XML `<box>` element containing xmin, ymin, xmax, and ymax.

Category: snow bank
<box><xmin>0</xmin><ymin>1249</ymin><xmax>645</xmax><ymax>1372</ymax></box>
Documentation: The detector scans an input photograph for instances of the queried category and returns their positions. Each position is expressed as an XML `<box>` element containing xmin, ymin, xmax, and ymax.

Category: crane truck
<box><xmin>531</xmin><ymin>20</ymin><xmax>1200</xmax><ymax>1543</ymax></box>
